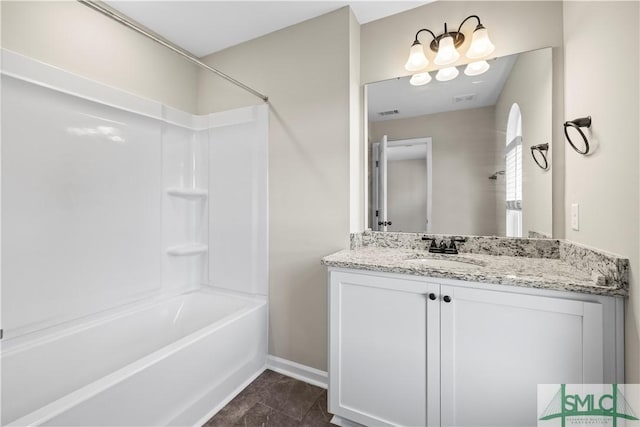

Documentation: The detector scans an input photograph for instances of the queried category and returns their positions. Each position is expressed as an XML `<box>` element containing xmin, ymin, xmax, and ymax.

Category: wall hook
<box><xmin>564</xmin><ymin>116</ymin><xmax>592</xmax><ymax>155</ymax></box>
<box><xmin>530</xmin><ymin>143</ymin><xmax>549</xmax><ymax>170</ymax></box>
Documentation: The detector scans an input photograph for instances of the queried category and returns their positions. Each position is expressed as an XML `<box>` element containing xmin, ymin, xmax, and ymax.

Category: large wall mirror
<box><xmin>367</xmin><ymin>47</ymin><xmax>553</xmax><ymax>238</ymax></box>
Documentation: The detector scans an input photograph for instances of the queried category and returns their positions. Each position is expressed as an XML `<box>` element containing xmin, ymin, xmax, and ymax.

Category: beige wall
<box><xmin>494</xmin><ymin>48</ymin><xmax>553</xmax><ymax>237</ymax></box>
<box><xmin>197</xmin><ymin>8</ymin><xmax>353</xmax><ymax>371</ymax></box>
<box><xmin>349</xmin><ymin>11</ymin><xmax>365</xmax><ymax>232</ymax></box>
<box><xmin>370</xmin><ymin>107</ymin><xmax>498</xmax><ymax>236</ymax></box>
<box><xmin>563</xmin><ymin>1</ymin><xmax>640</xmax><ymax>382</ymax></box>
<box><xmin>1</xmin><ymin>1</ymin><xmax>198</xmax><ymax>113</ymax></box>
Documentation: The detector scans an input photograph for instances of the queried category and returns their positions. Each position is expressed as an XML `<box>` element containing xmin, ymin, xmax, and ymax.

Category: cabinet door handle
<box><xmin>443</xmin><ymin>295</ymin><xmax>452</xmax><ymax>303</ymax></box>
<box><xmin>428</xmin><ymin>293</ymin><xmax>437</xmax><ymax>301</ymax></box>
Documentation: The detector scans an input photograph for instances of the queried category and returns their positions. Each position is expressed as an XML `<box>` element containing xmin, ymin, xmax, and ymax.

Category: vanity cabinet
<box><xmin>328</xmin><ymin>272</ymin><xmax>436</xmax><ymax>426</ymax></box>
<box><xmin>327</xmin><ymin>269</ymin><xmax>623</xmax><ymax>427</ymax></box>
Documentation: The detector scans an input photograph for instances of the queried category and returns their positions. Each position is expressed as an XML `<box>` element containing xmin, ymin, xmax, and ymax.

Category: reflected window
<box><xmin>506</xmin><ymin>103</ymin><xmax>522</xmax><ymax>237</ymax></box>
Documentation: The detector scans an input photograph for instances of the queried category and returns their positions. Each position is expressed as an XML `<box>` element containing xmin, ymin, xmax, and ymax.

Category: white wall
<box><xmin>0</xmin><ymin>1</ymin><xmax>198</xmax><ymax>113</ymax></box>
<box><xmin>563</xmin><ymin>1</ymin><xmax>640</xmax><ymax>382</ymax></box>
<box><xmin>494</xmin><ymin>48</ymin><xmax>553</xmax><ymax>237</ymax></box>
<box><xmin>197</xmin><ymin>8</ymin><xmax>353</xmax><ymax>371</ymax></box>
<box><xmin>370</xmin><ymin>107</ymin><xmax>498</xmax><ymax>236</ymax></box>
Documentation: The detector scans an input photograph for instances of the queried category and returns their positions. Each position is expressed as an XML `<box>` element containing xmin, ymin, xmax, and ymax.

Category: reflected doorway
<box><xmin>372</xmin><ymin>136</ymin><xmax>432</xmax><ymax>232</ymax></box>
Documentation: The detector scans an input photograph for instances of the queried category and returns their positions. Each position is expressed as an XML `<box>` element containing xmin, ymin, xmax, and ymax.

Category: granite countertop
<box><xmin>321</xmin><ymin>247</ymin><xmax>627</xmax><ymax>297</ymax></box>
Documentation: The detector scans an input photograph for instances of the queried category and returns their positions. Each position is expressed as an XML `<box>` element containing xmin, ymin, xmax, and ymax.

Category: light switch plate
<box><xmin>571</xmin><ymin>203</ymin><xmax>579</xmax><ymax>231</ymax></box>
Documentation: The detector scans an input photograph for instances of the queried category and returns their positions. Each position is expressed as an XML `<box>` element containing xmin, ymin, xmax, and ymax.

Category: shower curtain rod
<box><xmin>77</xmin><ymin>0</ymin><xmax>269</xmax><ymax>103</ymax></box>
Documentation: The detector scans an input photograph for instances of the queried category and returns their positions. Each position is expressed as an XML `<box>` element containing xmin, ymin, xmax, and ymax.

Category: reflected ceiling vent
<box><xmin>453</xmin><ymin>93</ymin><xmax>477</xmax><ymax>103</ymax></box>
<box><xmin>378</xmin><ymin>109</ymin><xmax>399</xmax><ymax>116</ymax></box>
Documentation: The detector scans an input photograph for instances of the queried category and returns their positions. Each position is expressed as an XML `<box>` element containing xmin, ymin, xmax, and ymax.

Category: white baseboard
<box><xmin>265</xmin><ymin>355</ymin><xmax>328</xmax><ymax>389</ymax></box>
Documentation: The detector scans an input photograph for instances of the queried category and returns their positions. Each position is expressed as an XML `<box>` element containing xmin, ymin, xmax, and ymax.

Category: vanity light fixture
<box><xmin>405</xmin><ymin>15</ymin><xmax>495</xmax><ymax>71</ymax></box>
<box><xmin>434</xmin><ymin>32</ymin><xmax>460</xmax><ymax>66</ymax></box>
<box><xmin>464</xmin><ymin>60</ymin><xmax>490</xmax><ymax>76</ymax></box>
<box><xmin>436</xmin><ymin>66</ymin><xmax>459</xmax><ymax>82</ymax></box>
<box><xmin>410</xmin><ymin>72</ymin><xmax>432</xmax><ymax>86</ymax></box>
<box><xmin>405</xmin><ymin>43</ymin><xmax>430</xmax><ymax>72</ymax></box>
<box><xmin>465</xmin><ymin>23</ymin><xmax>496</xmax><ymax>59</ymax></box>
<box><xmin>405</xmin><ymin>15</ymin><xmax>495</xmax><ymax>85</ymax></box>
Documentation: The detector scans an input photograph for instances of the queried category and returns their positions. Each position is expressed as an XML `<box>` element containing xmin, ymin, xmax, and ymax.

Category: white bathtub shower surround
<box><xmin>4</xmin><ymin>289</ymin><xmax>267</xmax><ymax>426</ymax></box>
<box><xmin>208</xmin><ymin>107</ymin><xmax>269</xmax><ymax>296</ymax></box>
<box><xmin>1</xmin><ymin>49</ymin><xmax>269</xmax><ymax>426</ymax></box>
<box><xmin>162</xmin><ymin>115</ymin><xmax>210</xmax><ymax>291</ymax></box>
<box><xmin>3</xmin><ymin>73</ymin><xmax>164</xmax><ymax>336</ymax></box>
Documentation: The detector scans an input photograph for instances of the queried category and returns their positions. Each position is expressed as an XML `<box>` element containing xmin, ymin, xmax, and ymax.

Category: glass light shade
<box><xmin>405</xmin><ymin>43</ymin><xmax>429</xmax><ymax>72</ymax></box>
<box><xmin>435</xmin><ymin>66</ymin><xmax>459</xmax><ymax>82</ymax></box>
<box><xmin>410</xmin><ymin>72</ymin><xmax>432</xmax><ymax>86</ymax></box>
<box><xmin>434</xmin><ymin>35</ymin><xmax>460</xmax><ymax>66</ymax></box>
<box><xmin>466</xmin><ymin>27</ymin><xmax>495</xmax><ymax>59</ymax></box>
<box><xmin>464</xmin><ymin>60</ymin><xmax>490</xmax><ymax>76</ymax></box>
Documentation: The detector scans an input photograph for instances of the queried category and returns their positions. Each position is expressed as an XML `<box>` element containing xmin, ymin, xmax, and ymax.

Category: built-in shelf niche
<box><xmin>166</xmin><ymin>243</ymin><xmax>208</xmax><ymax>256</ymax></box>
<box><xmin>166</xmin><ymin>187</ymin><xmax>208</xmax><ymax>200</ymax></box>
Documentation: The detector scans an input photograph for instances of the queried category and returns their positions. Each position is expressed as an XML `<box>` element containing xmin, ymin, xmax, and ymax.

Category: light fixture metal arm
<box><xmin>413</xmin><ymin>28</ymin><xmax>438</xmax><ymax>45</ymax></box>
<box><xmin>457</xmin><ymin>15</ymin><xmax>482</xmax><ymax>33</ymax></box>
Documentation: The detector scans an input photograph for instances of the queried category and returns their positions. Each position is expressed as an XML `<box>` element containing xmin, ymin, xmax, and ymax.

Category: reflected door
<box><xmin>373</xmin><ymin>135</ymin><xmax>389</xmax><ymax>231</ymax></box>
<box><xmin>374</xmin><ymin>137</ymin><xmax>432</xmax><ymax>233</ymax></box>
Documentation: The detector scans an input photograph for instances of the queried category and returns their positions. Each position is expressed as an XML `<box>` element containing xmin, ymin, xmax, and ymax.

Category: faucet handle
<box><xmin>426</xmin><ymin>239</ymin><xmax>442</xmax><ymax>253</ymax></box>
<box><xmin>444</xmin><ymin>239</ymin><xmax>460</xmax><ymax>254</ymax></box>
<box><xmin>423</xmin><ymin>237</ymin><xmax>445</xmax><ymax>253</ymax></box>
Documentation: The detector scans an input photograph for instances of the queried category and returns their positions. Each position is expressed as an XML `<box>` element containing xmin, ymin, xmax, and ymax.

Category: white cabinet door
<box><xmin>439</xmin><ymin>285</ymin><xmax>604</xmax><ymax>427</ymax></box>
<box><xmin>328</xmin><ymin>271</ymin><xmax>440</xmax><ymax>427</ymax></box>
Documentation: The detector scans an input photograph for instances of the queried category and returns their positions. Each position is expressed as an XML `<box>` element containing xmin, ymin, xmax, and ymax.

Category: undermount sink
<box><xmin>406</xmin><ymin>257</ymin><xmax>484</xmax><ymax>269</ymax></box>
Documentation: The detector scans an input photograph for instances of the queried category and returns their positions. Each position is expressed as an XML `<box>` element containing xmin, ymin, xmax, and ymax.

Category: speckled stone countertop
<box><xmin>321</xmin><ymin>247</ymin><xmax>628</xmax><ymax>297</ymax></box>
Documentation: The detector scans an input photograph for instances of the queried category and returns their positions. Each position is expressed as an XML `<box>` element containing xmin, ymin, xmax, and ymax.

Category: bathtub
<box><xmin>1</xmin><ymin>288</ymin><xmax>268</xmax><ymax>426</ymax></box>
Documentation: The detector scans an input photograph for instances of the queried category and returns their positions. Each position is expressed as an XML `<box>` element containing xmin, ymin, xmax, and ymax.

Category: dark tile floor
<box><xmin>203</xmin><ymin>370</ymin><xmax>335</xmax><ymax>427</ymax></box>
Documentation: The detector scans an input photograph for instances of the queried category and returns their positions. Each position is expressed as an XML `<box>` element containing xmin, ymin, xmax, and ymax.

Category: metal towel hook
<box><xmin>564</xmin><ymin>116</ymin><xmax>592</xmax><ymax>155</ymax></box>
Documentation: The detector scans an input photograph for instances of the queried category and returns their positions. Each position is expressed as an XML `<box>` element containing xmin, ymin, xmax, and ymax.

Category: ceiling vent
<box><xmin>378</xmin><ymin>109</ymin><xmax>399</xmax><ymax>116</ymax></box>
<box><xmin>453</xmin><ymin>93</ymin><xmax>477</xmax><ymax>103</ymax></box>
